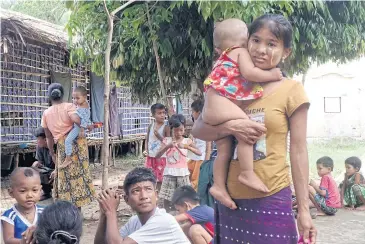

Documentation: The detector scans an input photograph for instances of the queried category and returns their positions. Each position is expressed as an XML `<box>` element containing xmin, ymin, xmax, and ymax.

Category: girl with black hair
<box><xmin>155</xmin><ymin>114</ymin><xmax>202</xmax><ymax>210</ymax></box>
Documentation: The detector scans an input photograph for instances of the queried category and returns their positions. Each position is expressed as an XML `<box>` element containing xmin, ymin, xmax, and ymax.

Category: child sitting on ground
<box><xmin>144</xmin><ymin>103</ymin><xmax>170</xmax><ymax>190</ymax></box>
<box><xmin>340</xmin><ymin>157</ymin><xmax>365</xmax><ymax>210</ymax></box>
<box><xmin>201</xmin><ymin>18</ymin><xmax>283</xmax><ymax>209</ymax></box>
<box><xmin>156</xmin><ymin>114</ymin><xmax>201</xmax><ymax>211</ymax></box>
<box><xmin>1</xmin><ymin>167</ymin><xmax>44</xmax><ymax>243</ymax></box>
<box><xmin>59</xmin><ymin>86</ymin><xmax>92</xmax><ymax>168</ymax></box>
<box><xmin>32</xmin><ymin>127</ymin><xmax>55</xmax><ymax>200</ymax></box>
<box><xmin>308</xmin><ymin>156</ymin><xmax>341</xmax><ymax>216</ymax></box>
<box><xmin>172</xmin><ymin>186</ymin><xmax>214</xmax><ymax>244</ymax></box>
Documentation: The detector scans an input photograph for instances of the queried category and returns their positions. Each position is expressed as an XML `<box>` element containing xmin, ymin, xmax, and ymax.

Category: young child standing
<box><xmin>188</xmin><ymin>99</ymin><xmax>211</xmax><ymax>191</ymax></box>
<box><xmin>172</xmin><ymin>186</ymin><xmax>215</xmax><ymax>244</ymax></box>
<box><xmin>156</xmin><ymin>114</ymin><xmax>201</xmax><ymax>210</ymax></box>
<box><xmin>1</xmin><ymin>167</ymin><xmax>44</xmax><ymax>243</ymax></box>
<box><xmin>341</xmin><ymin>157</ymin><xmax>365</xmax><ymax>210</ymax></box>
<box><xmin>144</xmin><ymin>103</ymin><xmax>170</xmax><ymax>189</ymax></box>
<box><xmin>59</xmin><ymin>86</ymin><xmax>92</xmax><ymax>168</ymax></box>
<box><xmin>308</xmin><ymin>156</ymin><xmax>341</xmax><ymax>215</ymax></box>
<box><xmin>200</xmin><ymin>19</ymin><xmax>283</xmax><ymax>209</ymax></box>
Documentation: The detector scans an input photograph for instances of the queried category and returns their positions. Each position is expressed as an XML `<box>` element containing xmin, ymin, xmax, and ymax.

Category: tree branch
<box><xmin>111</xmin><ymin>0</ymin><xmax>137</xmax><ymax>16</ymax></box>
<box><xmin>145</xmin><ymin>1</ymin><xmax>171</xmax><ymax>114</ymax></box>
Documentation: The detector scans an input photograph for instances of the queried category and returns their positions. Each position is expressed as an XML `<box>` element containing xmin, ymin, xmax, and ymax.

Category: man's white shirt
<box><xmin>119</xmin><ymin>208</ymin><xmax>190</xmax><ymax>244</ymax></box>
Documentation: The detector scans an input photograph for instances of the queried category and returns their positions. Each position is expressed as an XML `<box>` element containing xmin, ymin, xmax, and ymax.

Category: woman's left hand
<box><xmin>297</xmin><ymin>209</ymin><xmax>317</xmax><ymax>244</ymax></box>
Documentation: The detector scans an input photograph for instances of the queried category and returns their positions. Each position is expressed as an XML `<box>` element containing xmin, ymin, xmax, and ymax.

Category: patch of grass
<box><xmin>114</xmin><ymin>154</ymin><xmax>144</xmax><ymax>171</ymax></box>
<box><xmin>307</xmin><ymin>139</ymin><xmax>365</xmax><ymax>180</ymax></box>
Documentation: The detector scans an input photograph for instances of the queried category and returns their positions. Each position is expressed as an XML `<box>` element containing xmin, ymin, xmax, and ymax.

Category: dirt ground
<box><xmin>2</xmin><ymin>157</ymin><xmax>365</xmax><ymax>244</ymax></box>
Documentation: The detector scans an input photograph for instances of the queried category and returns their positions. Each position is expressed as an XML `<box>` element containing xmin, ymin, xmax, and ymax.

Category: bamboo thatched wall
<box><xmin>1</xmin><ymin>9</ymin><xmax>88</xmax><ymax>144</ymax></box>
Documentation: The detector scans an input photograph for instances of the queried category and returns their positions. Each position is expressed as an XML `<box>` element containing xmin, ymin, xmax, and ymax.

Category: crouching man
<box><xmin>94</xmin><ymin>167</ymin><xmax>190</xmax><ymax>244</ymax></box>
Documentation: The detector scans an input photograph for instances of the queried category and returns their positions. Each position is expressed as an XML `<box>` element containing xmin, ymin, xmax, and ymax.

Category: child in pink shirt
<box><xmin>309</xmin><ymin>156</ymin><xmax>341</xmax><ymax>215</ymax></box>
<box><xmin>156</xmin><ymin>114</ymin><xmax>202</xmax><ymax>211</ymax></box>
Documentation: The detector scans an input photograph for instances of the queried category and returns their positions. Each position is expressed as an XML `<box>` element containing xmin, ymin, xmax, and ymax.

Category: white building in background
<box><xmin>295</xmin><ymin>58</ymin><xmax>365</xmax><ymax>139</ymax></box>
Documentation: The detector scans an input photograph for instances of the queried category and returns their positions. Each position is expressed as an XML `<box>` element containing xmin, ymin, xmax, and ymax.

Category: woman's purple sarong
<box><xmin>215</xmin><ymin>187</ymin><xmax>298</xmax><ymax>244</ymax></box>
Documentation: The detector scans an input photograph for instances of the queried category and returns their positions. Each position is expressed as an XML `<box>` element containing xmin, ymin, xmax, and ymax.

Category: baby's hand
<box><xmin>271</xmin><ymin>68</ymin><xmax>283</xmax><ymax>80</ymax></box>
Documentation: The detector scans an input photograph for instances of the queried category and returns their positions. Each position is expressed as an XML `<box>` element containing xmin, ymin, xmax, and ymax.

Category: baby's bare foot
<box><xmin>210</xmin><ymin>185</ymin><xmax>237</xmax><ymax>210</ymax></box>
<box><xmin>238</xmin><ymin>171</ymin><xmax>269</xmax><ymax>193</ymax></box>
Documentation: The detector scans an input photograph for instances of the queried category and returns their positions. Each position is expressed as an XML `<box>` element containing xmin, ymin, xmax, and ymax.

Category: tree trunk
<box><xmin>102</xmin><ymin>8</ymin><xmax>112</xmax><ymax>189</ymax></box>
<box><xmin>145</xmin><ymin>2</ymin><xmax>170</xmax><ymax>114</ymax></box>
<box><xmin>102</xmin><ymin>0</ymin><xmax>136</xmax><ymax>189</ymax></box>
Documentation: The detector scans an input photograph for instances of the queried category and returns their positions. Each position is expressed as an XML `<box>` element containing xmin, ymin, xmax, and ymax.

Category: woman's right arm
<box><xmin>191</xmin><ymin>115</ymin><xmax>266</xmax><ymax>144</ymax></box>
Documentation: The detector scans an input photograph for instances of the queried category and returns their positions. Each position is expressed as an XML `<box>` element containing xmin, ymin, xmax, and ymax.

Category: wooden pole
<box><xmin>102</xmin><ymin>0</ymin><xmax>136</xmax><ymax>189</ymax></box>
<box><xmin>14</xmin><ymin>153</ymin><xmax>19</xmax><ymax>168</ymax></box>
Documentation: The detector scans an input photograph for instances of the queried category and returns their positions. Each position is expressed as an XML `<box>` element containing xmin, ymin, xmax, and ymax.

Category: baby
<box><xmin>202</xmin><ymin>19</ymin><xmax>283</xmax><ymax>209</ymax></box>
<box><xmin>59</xmin><ymin>86</ymin><xmax>92</xmax><ymax>168</ymax></box>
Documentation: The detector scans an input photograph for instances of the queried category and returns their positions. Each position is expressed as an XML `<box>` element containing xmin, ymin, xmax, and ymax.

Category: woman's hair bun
<box><xmin>50</xmin><ymin>89</ymin><xmax>62</xmax><ymax>100</ymax></box>
<box><xmin>48</xmin><ymin>83</ymin><xmax>64</xmax><ymax>101</ymax></box>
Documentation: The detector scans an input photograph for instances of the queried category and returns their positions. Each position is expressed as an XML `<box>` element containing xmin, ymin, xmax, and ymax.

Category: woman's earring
<box><xmin>282</xmin><ymin>57</ymin><xmax>285</xmax><ymax>63</ymax></box>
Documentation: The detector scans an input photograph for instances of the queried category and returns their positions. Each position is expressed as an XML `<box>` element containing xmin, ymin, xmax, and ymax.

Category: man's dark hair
<box><xmin>34</xmin><ymin>127</ymin><xmax>46</xmax><ymax>138</ymax></box>
<box><xmin>10</xmin><ymin>167</ymin><xmax>40</xmax><ymax>187</ymax></box>
<box><xmin>345</xmin><ymin>156</ymin><xmax>362</xmax><ymax>170</ymax></box>
<box><xmin>74</xmin><ymin>86</ymin><xmax>88</xmax><ymax>96</ymax></box>
<box><xmin>191</xmin><ymin>99</ymin><xmax>204</xmax><ymax>113</ymax></box>
<box><xmin>150</xmin><ymin>103</ymin><xmax>166</xmax><ymax>115</ymax></box>
<box><xmin>316</xmin><ymin>156</ymin><xmax>334</xmax><ymax>171</ymax></box>
<box><xmin>172</xmin><ymin>185</ymin><xmax>200</xmax><ymax>206</ymax></box>
<box><xmin>123</xmin><ymin>167</ymin><xmax>156</xmax><ymax>195</ymax></box>
<box><xmin>35</xmin><ymin>201</ymin><xmax>83</xmax><ymax>244</ymax></box>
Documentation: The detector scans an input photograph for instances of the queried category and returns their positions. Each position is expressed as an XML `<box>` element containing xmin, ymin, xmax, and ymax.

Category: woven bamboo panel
<box><xmin>0</xmin><ymin>38</ymin><xmax>88</xmax><ymax>143</ymax></box>
<box><xmin>88</xmin><ymin>86</ymin><xmax>152</xmax><ymax>139</ymax></box>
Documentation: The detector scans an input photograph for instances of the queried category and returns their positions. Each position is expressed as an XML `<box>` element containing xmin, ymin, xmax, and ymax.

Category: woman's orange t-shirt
<box><xmin>41</xmin><ymin>103</ymin><xmax>77</xmax><ymax>142</ymax></box>
<box><xmin>227</xmin><ymin>79</ymin><xmax>309</xmax><ymax>199</ymax></box>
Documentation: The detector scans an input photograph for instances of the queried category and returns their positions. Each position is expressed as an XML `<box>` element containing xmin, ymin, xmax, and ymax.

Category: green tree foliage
<box><xmin>1</xmin><ymin>0</ymin><xmax>70</xmax><ymax>25</ymax></box>
<box><xmin>66</xmin><ymin>1</ymin><xmax>365</xmax><ymax>103</ymax></box>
